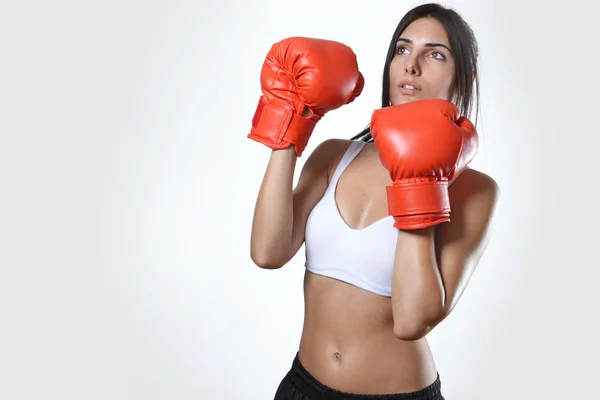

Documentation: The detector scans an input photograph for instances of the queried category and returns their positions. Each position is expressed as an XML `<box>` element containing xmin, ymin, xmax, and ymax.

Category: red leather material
<box><xmin>248</xmin><ymin>37</ymin><xmax>364</xmax><ymax>156</ymax></box>
<box><xmin>371</xmin><ymin>99</ymin><xmax>479</xmax><ymax>229</ymax></box>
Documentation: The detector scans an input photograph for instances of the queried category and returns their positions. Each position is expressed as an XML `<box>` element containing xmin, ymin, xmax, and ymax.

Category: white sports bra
<box><xmin>304</xmin><ymin>140</ymin><xmax>398</xmax><ymax>297</ymax></box>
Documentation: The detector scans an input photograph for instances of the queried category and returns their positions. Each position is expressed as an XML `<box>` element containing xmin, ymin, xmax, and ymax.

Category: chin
<box><xmin>390</xmin><ymin>96</ymin><xmax>421</xmax><ymax>106</ymax></box>
<box><xmin>391</xmin><ymin>94</ymin><xmax>453</xmax><ymax>106</ymax></box>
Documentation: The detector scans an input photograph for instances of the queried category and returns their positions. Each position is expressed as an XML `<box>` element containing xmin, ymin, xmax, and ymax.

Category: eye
<box><xmin>396</xmin><ymin>45</ymin><xmax>409</xmax><ymax>55</ymax></box>
<box><xmin>431</xmin><ymin>51</ymin><xmax>446</xmax><ymax>60</ymax></box>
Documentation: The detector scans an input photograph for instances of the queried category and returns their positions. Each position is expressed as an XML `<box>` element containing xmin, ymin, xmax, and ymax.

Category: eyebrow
<box><xmin>397</xmin><ymin>37</ymin><xmax>452</xmax><ymax>54</ymax></box>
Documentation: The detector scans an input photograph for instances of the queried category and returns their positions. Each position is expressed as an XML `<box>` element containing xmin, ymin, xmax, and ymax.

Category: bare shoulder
<box><xmin>309</xmin><ymin>138</ymin><xmax>354</xmax><ymax>158</ymax></box>
<box><xmin>302</xmin><ymin>138</ymin><xmax>354</xmax><ymax>180</ymax></box>
<box><xmin>309</xmin><ymin>137</ymin><xmax>353</xmax><ymax>155</ymax></box>
<box><xmin>451</xmin><ymin>168</ymin><xmax>500</xmax><ymax>199</ymax></box>
<box><xmin>448</xmin><ymin>168</ymin><xmax>500</xmax><ymax>228</ymax></box>
<box><xmin>434</xmin><ymin>168</ymin><xmax>500</xmax><ymax>256</ymax></box>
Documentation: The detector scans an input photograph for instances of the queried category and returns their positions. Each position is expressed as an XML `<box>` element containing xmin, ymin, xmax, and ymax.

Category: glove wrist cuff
<box><xmin>247</xmin><ymin>96</ymin><xmax>318</xmax><ymax>156</ymax></box>
<box><xmin>386</xmin><ymin>179</ymin><xmax>451</xmax><ymax>229</ymax></box>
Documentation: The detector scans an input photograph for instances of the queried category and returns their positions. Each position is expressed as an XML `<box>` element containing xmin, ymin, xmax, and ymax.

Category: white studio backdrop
<box><xmin>0</xmin><ymin>0</ymin><xmax>598</xmax><ymax>399</ymax></box>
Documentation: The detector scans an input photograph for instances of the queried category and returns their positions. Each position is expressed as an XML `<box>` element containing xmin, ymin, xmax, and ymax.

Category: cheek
<box><xmin>429</xmin><ymin>68</ymin><xmax>455</xmax><ymax>97</ymax></box>
<box><xmin>388</xmin><ymin>58</ymin><xmax>401</xmax><ymax>81</ymax></box>
<box><xmin>437</xmin><ymin>77</ymin><xmax>455</xmax><ymax>98</ymax></box>
<box><xmin>387</xmin><ymin>59</ymin><xmax>402</xmax><ymax>102</ymax></box>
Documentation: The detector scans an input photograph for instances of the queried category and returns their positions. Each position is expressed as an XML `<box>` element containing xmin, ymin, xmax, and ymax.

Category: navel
<box><xmin>333</xmin><ymin>351</ymin><xmax>342</xmax><ymax>362</ymax></box>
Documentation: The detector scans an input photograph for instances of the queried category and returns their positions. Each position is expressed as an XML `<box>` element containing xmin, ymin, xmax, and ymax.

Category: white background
<box><xmin>1</xmin><ymin>0</ymin><xmax>598</xmax><ymax>399</ymax></box>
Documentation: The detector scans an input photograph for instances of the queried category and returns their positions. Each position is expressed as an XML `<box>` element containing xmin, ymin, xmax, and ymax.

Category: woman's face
<box><xmin>388</xmin><ymin>17</ymin><xmax>456</xmax><ymax>106</ymax></box>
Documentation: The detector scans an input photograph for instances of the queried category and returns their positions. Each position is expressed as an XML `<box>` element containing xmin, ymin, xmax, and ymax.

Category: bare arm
<box><xmin>249</xmin><ymin>147</ymin><xmax>297</xmax><ymax>268</ymax></box>
<box><xmin>250</xmin><ymin>139</ymin><xmax>349</xmax><ymax>269</ymax></box>
<box><xmin>391</xmin><ymin>169</ymin><xmax>500</xmax><ymax>340</ymax></box>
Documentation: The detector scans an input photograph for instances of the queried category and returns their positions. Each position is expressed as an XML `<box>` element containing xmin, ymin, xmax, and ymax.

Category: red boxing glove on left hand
<box><xmin>370</xmin><ymin>99</ymin><xmax>478</xmax><ymax>230</ymax></box>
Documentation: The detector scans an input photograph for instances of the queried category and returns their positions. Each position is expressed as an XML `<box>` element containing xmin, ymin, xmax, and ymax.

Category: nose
<box><xmin>404</xmin><ymin>56</ymin><xmax>420</xmax><ymax>76</ymax></box>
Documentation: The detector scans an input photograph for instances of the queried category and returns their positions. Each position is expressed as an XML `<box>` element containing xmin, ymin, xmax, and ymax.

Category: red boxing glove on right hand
<box><xmin>371</xmin><ymin>99</ymin><xmax>478</xmax><ymax>230</ymax></box>
<box><xmin>248</xmin><ymin>37</ymin><xmax>364</xmax><ymax>157</ymax></box>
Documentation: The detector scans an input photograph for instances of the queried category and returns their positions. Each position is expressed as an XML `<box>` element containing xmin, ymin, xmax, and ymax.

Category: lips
<box><xmin>399</xmin><ymin>80</ymin><xmax>421</xmax><ymax>91</ymax></box>
<box><xmin>398</xmin><ymin>81</ymin><xmax>421</xmax><ymax>96</ymax></box>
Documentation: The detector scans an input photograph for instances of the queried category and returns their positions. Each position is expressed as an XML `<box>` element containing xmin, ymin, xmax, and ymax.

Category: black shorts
<box><xmin>274</xmin><ymin>352</ymin><xmax>445</xmax><ymax>400</ymax></box>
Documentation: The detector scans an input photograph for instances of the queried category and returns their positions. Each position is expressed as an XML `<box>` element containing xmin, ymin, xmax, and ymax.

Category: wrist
<box><xmin>397</xmin><ymin>225</ymin><xmax>436</xmax><ymax>238</ymax></box>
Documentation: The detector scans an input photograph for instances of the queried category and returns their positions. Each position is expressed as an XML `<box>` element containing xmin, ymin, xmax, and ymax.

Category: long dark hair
<box><xmin>352</xmin><ymin>3</ymin><xmax>480</xmax><ymax>142</ymax></box>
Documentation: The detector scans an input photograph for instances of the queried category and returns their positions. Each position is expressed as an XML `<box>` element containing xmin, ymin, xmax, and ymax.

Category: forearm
<box><xmin>391</xmin><ymin>227</ymin><xmax>445</xmax><ymax>335</ymax></box>
<box><xmin>250</xmin><ymin>147</ymin><xmax>297</xmax><ymax>267</ymax></box>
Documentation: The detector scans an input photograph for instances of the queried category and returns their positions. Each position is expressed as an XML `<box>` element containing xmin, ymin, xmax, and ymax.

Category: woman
<box><xmin>248</xmin><ymin>3</ymin><xmax>499</xmax><ymax>399</ymax></box>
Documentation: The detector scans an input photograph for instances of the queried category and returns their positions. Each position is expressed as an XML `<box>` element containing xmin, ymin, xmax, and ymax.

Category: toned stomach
<box><xmin>298</xmin><ymin>271</ymin><xmax>439</xmax><ymax>395</ymax></box>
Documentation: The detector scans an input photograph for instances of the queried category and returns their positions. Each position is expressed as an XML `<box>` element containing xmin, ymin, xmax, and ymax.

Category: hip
<box><xmin>297</xmin><ymin>327</ymin><xmax>438</xmax><ymax>394</ymax></box>
<box><xmin>274</xmin><ymin>351</ymin><xmax>444</xmax><ymax>400</ymax></box>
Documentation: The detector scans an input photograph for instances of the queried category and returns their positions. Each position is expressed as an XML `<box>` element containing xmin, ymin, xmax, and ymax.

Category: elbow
<box><xmin>393</xmin><ymin>322</ymin><xmax>430</xmax><ymax>341</ymax></box>
<box><xmin>393</xmin><ymin>312</ymin><xmax>442</xmax><ymax>341</ymax></box>
<box><xmin>250</xmin><ymin>249</ymin><xmax>285</xmax><ymax>270</ymax></box>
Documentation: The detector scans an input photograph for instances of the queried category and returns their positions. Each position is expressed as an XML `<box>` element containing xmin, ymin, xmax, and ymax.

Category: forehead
<box><xmin>399</xmin><ymin>17</ymin><xmax>450</xmax><ymax>45</ymax></box>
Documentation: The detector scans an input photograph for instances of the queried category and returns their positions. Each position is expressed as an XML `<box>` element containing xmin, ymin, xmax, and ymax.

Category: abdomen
<box><xmin>298</xmin><ymin>271</ymin><xmax>439</xmax><ymax>395</ymax></box>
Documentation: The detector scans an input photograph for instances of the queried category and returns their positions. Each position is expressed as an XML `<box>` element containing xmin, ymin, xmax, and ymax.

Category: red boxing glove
<box><xmin>370</xmin><ymin>99</ymin><xmax>478</xmax><ymax>230</ymax></box>
<box><xmin>248</xmin><ymin>37</ymin><xmax>364</xmax><ymax>156</ymax></box>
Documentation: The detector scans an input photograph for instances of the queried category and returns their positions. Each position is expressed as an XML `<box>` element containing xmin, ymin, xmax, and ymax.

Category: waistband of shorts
<box><xmin>288</xmin><ymin>351</ymin><xmax>442</xmax><ymax>400</ymax></box>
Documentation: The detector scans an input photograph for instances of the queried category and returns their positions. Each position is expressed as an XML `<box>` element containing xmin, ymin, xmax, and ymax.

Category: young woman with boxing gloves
<box><xmin>248</xmin><ymin>3</ymin><xmax>499</xmax><ymax>399</ymax></box>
